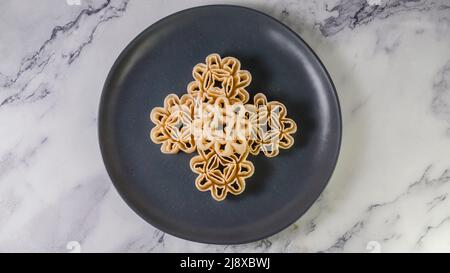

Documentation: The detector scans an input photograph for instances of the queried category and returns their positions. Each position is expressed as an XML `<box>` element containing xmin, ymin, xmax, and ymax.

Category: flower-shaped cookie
<box><xmin>149</xmin><ymin>54</ymin><xmax>297</xmax><ymax>201</ymax></box>
<box><xmin>187</xmin><ymin>54</ymin><xmax>251</xmax><ymax>104</ymax></box>
<box><xmin>247</xmin><ymin>93</ymin><xmax>297</xmax><ymax>157</ymax></box>
<box><xmin>193</xmin><ymin>96</ymin><xmax>250</xmax><ymax>157</ymax></box>
<box><xmin>190</xmin><ymin>148</ymin><xmax>254</xmax><ymax>201</ymax></box>
<box><xmin>150</xmin><ymin>94</ymin><xmax>196</xmax><ymax>154</ymax></box>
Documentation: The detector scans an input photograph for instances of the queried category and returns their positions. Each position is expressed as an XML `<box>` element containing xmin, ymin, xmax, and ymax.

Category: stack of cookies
<box><xmin>150</xmin><ymin>54</ymin><xmax>297</xmax><ymax>201</ymax></box>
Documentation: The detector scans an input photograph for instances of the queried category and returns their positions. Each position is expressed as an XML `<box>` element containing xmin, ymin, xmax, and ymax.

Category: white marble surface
<box><xmin>1</xmin><ymin>0</ymin><xmax>450</xmax><ymax>252</ymax></box>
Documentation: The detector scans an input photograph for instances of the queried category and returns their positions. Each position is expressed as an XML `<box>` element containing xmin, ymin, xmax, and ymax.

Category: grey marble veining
<box><xmin>1</xmin><ymin>0</ymin><xmax>450</xmax><ymax>252</ymax></box>
<box><xmin>319</xmin><ymin>0</ymin><xmax>450</xmax><ymax>36</ymax></box>
<box><xmin>432</xmin><ymin>60</ymin><xmax>450</xmax><ymax>132</ymax></box>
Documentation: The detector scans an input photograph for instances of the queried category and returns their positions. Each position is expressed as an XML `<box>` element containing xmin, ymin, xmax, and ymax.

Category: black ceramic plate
<box><xmin>99</xmin><ymin>5</ymin><xmax>341</xmax><ymax>244</ymax></box>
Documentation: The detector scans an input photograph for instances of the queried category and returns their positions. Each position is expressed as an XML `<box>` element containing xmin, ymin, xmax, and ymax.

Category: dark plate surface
<box><xmin>99</xmin><ymin>5</ymin><xmax>341</xmax><ymax>244</ymax></box>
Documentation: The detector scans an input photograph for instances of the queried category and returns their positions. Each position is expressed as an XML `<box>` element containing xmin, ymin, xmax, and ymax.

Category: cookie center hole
<box><xmin>213</xmin><ymin>79</ymin><xmax>222</xmax><ymax>89</ymax></box>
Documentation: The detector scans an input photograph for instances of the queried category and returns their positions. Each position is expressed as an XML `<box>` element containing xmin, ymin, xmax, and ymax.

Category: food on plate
<box><xmin>150</xmin><ymin>54</ymin><xmax>297</xmax><ymax>201</ymax></box>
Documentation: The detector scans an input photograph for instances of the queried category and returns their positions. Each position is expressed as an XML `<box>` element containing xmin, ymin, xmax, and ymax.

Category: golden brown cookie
<box><xmin>190</xmin><ymin>148</ymin><xmax>254</xmax><ymax>201</ymax></box>
<box><xmin>187</xmin><ymin>54</ymin><xmax>251</xmax><ymax>104</ymax></box>
<box><xmin>193</xmin><ymin>96</ymin><xmax>249</xmax><ymax>157</ymax></box>
<box><xmin>247</xmin><ymin>93</ymin><xmax>297</xmax><ymax>157</ymax></box>
<box><xmin>150</xmin><ymin>94</ymin><xmax>196</xmax><ymax>154</ymax></box>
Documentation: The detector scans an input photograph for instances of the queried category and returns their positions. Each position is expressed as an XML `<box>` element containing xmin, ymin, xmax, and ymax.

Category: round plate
<box><xmin>99</xmin><ymin>5</ymin><xmax>341</xmax><ymax>244</ymax></box>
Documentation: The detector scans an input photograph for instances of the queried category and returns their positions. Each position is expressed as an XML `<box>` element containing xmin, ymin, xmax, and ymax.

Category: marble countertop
<box><xmin>1</xmin><ymin>0</ymin><xmax>450</xmax><ymax>252</ymax></box>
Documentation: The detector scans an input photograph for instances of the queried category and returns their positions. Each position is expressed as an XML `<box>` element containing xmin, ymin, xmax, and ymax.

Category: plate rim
<box><xmin>98</xmin><ymin>4</ymin><xmax>342</xmax><ymax>245</ymax></box>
